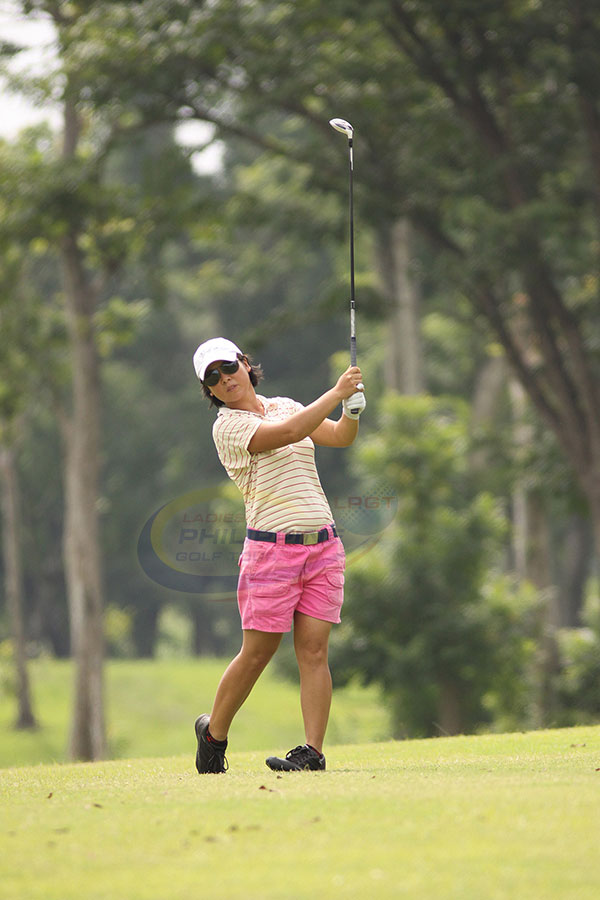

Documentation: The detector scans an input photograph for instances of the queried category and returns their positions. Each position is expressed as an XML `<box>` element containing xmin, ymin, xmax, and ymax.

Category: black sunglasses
<box><xmin>203</xmin><ymin>358</ymin><xmax>240</xmax><ymax>387</ymax></box>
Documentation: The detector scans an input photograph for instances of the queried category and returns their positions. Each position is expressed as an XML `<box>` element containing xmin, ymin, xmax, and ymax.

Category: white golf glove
<box><xmin>343</xmin><ymin>390</ymin><xmax>366</xmax><ymax>419</ymax></box>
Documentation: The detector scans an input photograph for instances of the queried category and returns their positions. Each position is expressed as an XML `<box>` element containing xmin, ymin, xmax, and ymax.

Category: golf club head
<box><xmin>329</xmin><ymin>118</ymin><xmax>354</xmax><ymax>139</ymax></box>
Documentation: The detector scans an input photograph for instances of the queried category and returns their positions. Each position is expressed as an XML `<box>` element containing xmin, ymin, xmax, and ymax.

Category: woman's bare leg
<box><xmin>293</xmin><ymin>612</ymin><xmax>333</xmax><ymax>754</ymax></box>
<box><xmin>207</xmin><ymin>629</ymin><xmax>283</xmax><ymax>741</ymax></box>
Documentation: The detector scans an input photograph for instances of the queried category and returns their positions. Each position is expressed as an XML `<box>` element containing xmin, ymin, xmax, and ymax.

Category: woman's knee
<box><xmin>294</xmin><ymin>615</ymin><xmax>331</xmax><ymax>668</ymax></box>
<box><xmin>241</xmin><ymin>632</ymin><xmax>281</xmax><ymax>671</ymax></box>
<box><xmin>295</xmin><ymin>639</ymin><xmax>329</xmax><ymax>669</ymax></box>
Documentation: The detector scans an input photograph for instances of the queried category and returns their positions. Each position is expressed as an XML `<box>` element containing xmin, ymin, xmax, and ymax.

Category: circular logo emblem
<box><xmin>137</xmin><ymin>481</ymin><xmax>399</xmax><ymax>595</ymax></box>
<box><xmin>137</xmin><ymin>486</ymin><xmax>244</xmax><ymax>598</ymax></box>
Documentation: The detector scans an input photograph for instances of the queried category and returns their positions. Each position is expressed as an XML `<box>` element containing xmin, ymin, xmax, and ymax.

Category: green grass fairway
<box><xmin>2</xmin><ymin>726</ymin><xmax>599</xmax><ymax>900</ymax></box>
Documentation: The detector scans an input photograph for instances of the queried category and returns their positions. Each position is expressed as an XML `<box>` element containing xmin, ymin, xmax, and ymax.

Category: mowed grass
<box><xmin>0</xmin><ymin>657</ymin><xmax>390</xmax><ymax>768</ymax></box>
<box><xmin>1</xmin><ymin>727</ymin><xmax>600</xmax><ymax>900</ymax></box>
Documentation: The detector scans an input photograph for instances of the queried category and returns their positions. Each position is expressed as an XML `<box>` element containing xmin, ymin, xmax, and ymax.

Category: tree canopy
<box><xmin>53</xmin><ymin>0</ymin><xmax>600</xmax><ymax>544</ymax></box>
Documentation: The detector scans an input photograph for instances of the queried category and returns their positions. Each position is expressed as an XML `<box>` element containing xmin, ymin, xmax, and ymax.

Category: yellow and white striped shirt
<box><xmin>212</xmin><ymin>395</ymin><xmax>334</xmax><ymax>532</ymax></box>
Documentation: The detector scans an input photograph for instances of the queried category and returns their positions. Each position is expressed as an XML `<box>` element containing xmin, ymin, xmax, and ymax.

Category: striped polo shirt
<box><xmin>212</xmin><ymin>395</ymin><xmax>334</xmax><ymax>532</ymax></box>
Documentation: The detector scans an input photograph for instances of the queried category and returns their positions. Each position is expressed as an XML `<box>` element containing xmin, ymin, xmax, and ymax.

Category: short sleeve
<box><xmin>213</xmin><ymin>413</ymin><xmax>262</xmax><ymax>473</ymax></box>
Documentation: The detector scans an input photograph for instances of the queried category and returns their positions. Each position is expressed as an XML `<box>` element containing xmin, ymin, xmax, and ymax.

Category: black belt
<box><xmin>246</xmin><ymin>524</ymin><xmax>337</xmax><ymax>546</ymax></box>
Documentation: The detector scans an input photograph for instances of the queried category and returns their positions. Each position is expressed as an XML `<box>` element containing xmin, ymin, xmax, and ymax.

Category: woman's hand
<box><xmin>334</xmin><ymin>366</ymin><xmax>364</xmax><ymax>400</ymax></box>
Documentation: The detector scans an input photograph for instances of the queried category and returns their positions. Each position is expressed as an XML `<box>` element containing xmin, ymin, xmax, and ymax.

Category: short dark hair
<box><xmin>201</xmin><ymin>353</ymin><xmax>264</xmax><ymax>408</ymax></box>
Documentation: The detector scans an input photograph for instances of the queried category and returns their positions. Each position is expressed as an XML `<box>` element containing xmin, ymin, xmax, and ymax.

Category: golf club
<box><xmin>329</xmin><ymin>117</ymin><xmax>364</xmax><ymax>411</ymax></box>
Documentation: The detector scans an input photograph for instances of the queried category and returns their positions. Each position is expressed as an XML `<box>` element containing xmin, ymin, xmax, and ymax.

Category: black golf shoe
<box><xmin>265</xmin><ymin>744</ymin><xmax>326</xmax><ymax>772</ymax></box>
<box><xmin>194</xmin><ymin>714</ymin><xmax>228</xmax><ymax>774</ymax></box>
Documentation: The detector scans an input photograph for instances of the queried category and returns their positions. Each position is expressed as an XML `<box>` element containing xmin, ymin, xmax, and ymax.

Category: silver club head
<box><xmin>329</xmin><ymin>118</ymin><xmax>354</xmax><ymax>138</ymax></box>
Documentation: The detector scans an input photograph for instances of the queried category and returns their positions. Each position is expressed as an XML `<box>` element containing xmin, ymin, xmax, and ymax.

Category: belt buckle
<box><xmin>303</xmin><ymin>531</ymin><xmax>319</xmax><ymax>545</ymax></box>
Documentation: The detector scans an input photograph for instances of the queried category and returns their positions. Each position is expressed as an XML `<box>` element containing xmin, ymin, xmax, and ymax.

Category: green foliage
<box><xmin>555</xmin><ymin>583</ymin><xmax>600</xmax><ymax>723</ymax></box>
<box><xmin>103</xmin><ymin>605</ymin><xmax>135</xmax><ymax>658</ymax></box>
<box><xmin>478</xmin><ymin>575</ymin><xmax>545</xmax><ymax>732</ymax></box>
<box><xmin>331</xmin><ymin>393</ymin><xmax>540</xmax><ymax>737</ymax></box>
<box><xmin>94</xmin><ymin>297</ymin><xmax>150</xmax><ymax>358</ymax></box>
<box><xmin>0</xmin><ymin>238</ymin><xmax>65</xmax><ymax>443</ymax></box>
<box><xmin>2</xmin><ymin>0</ymin><xmax>599</xmax><ymax>737</ymax></box>
<box><xmin>155</xmin><ymin>605</ymin><xmax>193</xmax><ymax>658</ymax></box>
<box><xmin>0</xmin><ymin>77</ymin><xmax>227</xmax><ymax>654</ymax></box>
<box><xmin>60</xmin><ymin>0</ymin><xmax>600</xmax><ymax>542</ymax></box>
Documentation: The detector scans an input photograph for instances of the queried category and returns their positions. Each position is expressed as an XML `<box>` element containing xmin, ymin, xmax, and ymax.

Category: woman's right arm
<box><xmin>247</xmin><ymin>366</ymin><xmax>363</xmax><ymax>454</ymax></box>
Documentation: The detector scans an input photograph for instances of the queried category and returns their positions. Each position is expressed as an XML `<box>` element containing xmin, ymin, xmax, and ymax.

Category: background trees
<box><xmin>329</xmin><ymin>394</ymin><xmax>543</xmax><ymax>737</ymax></box>
<box><xmin>1</xmin><ymin>0</ymin><xmax>599</xmax><ymax>753</ymax></box>
<box><xmin>0</xmin><ymin>240</ymin><xmax>42</xmax><ymax>731</ymax></box>
<box><xmin>58</xmin><ymin>0</ymin><xmax>600</xmax><ymax>556</ymax></box>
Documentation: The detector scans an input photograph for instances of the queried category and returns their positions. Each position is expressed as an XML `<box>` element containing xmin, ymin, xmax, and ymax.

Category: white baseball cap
<box><xmin>193</xmin><ymin>337</ymin><xmax>243</xmax><ymax>381</ymax></box>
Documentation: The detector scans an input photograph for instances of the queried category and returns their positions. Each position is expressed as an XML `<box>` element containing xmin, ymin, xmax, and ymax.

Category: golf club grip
<box><xmin>350</xmin><ymin>334</ymin><xmax>360</xmax><ymax>414</ymax></box>
<box><xmin>350</xmin><ymin>315</ymin><xmax>358</xmax><ymax>412</ymax></box>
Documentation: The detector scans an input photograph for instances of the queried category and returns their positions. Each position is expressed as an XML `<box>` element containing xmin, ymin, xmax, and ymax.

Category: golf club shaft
<box><xmin>330</xmin><ymin>117</ymin><xmax>361</xmax><ymax>414</ymax></box>
<box><xmin>347</xmin><ymin>133</ymin><xmax>361</xmax><ymax>414</ymax></box>
<box><xmin>349</xmin><ymin>135</ymin><xmax>356</xmax><ymax>368</ymax></box>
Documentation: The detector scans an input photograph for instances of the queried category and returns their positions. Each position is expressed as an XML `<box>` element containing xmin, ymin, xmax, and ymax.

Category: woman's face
<box><xmin>205</xmin><ymin>358</ymin><xmax>253</xmax><ymax>406</ymax></box>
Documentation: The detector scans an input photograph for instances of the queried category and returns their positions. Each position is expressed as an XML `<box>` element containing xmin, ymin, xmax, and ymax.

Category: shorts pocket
<box><xmin>325</xmin><ymin>570</ymin><xmax>345</xmax><ymax>588</ymax></box>
<box><xmin>248</xmin><ymin>578</ymin><xmax>293</xmax><ymax>621</ymax></box>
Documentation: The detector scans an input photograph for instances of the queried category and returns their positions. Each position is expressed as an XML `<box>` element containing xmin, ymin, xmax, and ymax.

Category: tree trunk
<box><xmin>61</xmin><ymin>244</ymin><xmax>106</xmax><ymax>761</ymax></box>
<box><xmin>0</xmin><ymin>443</ymin><xmax>37</xmax><ymax>729</ymax></box>
<box><xmin>509</xmin><ymin>378</ymin><xmax>530</xmax><ymax>578</ymax></box>
<box><xmin>376</xmin><ymin>219</ymin><xmax>424</xmax><ymax>394</ymax></box>
<box><xmin>557</xmin><ymin>516</ymin><xmax>593</xmax><ymax>627</ymax></box>
<box><xmin>509</xmin><ymin>375</ymin><xmax>594</xmax><ymax>625</ymax></box>
<box><xmin>436</xmin><ymin>678</ymin><xmax>462</xmax><ymax>736</ymax></box>
<box><xmin>36</xmin><ymin>557</ymin><xmax>70</xmax><ymax>658</ymax></box>
<box><xmin>192</xmin><ymin>604</ymin><xmax>213</xmax><ymax>656</ymax></box>
<box><xmin>508</xmin><ymin>377</ymin><xmax>567</xmax><ymax>724</ymax></box>
<box><xmin>527</xmin><ymin>493</ymin><xmax>561</xmax><ymax>728</ymax></box>
<box><xmin>470</xmin><ymin>355</ymin><xmax>507</xmax><ymax>472</ymax></box>
<box><xmin>132</xmin><ymin>602</ymin><xmax>161</xmax><ymax>658</ymax></box>
<box><xmin>60</xmin><ymin>99</ymin><xmax>106</xmax><ymax>761</ymax></box>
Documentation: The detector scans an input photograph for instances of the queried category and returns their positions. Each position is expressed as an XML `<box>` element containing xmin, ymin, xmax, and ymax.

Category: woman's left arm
<box><xmin>310</xmin><ymin>415</ymin><xmax>359</xmax><ymax>447</ymax></box>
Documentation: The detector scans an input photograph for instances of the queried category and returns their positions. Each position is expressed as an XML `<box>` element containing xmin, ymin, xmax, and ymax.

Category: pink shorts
<box><xmin>237</xmin><ymin>527</ymin><xmax>345</xmax><ymax>632</ymax></box>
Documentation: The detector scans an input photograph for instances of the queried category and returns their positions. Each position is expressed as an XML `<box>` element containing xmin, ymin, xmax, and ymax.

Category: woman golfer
<box><xmin>192</xmin><ymin>337</ymin><xmax>366</xmax><ymax>773</ymax></box>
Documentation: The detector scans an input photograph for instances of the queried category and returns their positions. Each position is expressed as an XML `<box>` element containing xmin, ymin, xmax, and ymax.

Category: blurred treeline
<box><xmin>1</xmin><ymin>1</ymin><xmax>600</xmax><ymax>755</ymax></box>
